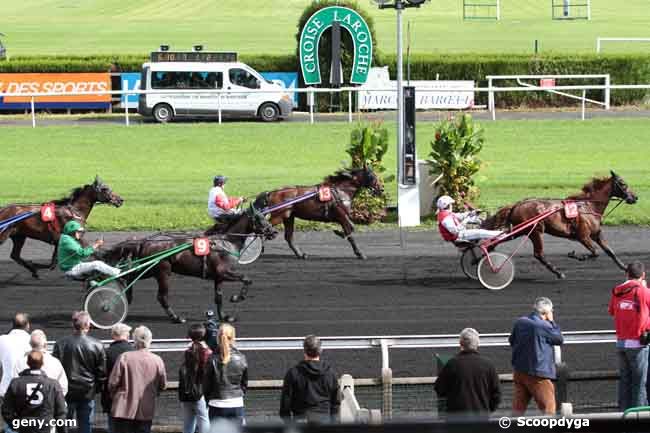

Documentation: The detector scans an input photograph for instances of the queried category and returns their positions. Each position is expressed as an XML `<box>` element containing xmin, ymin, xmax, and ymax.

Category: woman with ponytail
<box><xmin>179</xmin><ymin>324</ymin><xmax>212</xmax><ymax>433</ymax></box>
<box><xmin>203</xmin><ymin>323</ymin><xmax>248</xmax><ymax>426</ymax></box>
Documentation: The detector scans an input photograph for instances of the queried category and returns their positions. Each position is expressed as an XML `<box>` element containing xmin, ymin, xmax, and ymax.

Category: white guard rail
<box><xmin>2</xmin><ymin>82</ymin><xmax>650</xmax><ymax>128</ymax></box>
<box><xmin>597</xmin><ymin>37</ymin><xmax>650</xmax><ymax>53</ymax></box>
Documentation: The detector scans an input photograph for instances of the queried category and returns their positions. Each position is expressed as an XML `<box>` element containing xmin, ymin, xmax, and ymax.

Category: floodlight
<box><xmin>192</xmin><ymin>45</ymin><xmax>204</xmax><ymax>52</ymax></box>
<box><xmin>159</xmin><ymin>44</ymin><xmax>170</xmax><ymax>52</ymax></box>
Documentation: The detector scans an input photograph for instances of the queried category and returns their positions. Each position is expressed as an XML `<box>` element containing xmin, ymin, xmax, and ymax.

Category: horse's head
<box><xmin>356</xmin><ymin>167</ymin><xmax>383</xmax><ymax>196</ymax></box>
<box><xmin>610</xmin><ymin>170</ymin><xmax>638</xmax><ymax>204</ymax></box>
<box><xmin>245</xmin><ymin>204</ymin><xmax>278</xmax><ymax>240</ymax></box>
<box><xmin>93</xmin><ymin>176</ymin><xmax>124</xmax><ymax>207</ymax></box>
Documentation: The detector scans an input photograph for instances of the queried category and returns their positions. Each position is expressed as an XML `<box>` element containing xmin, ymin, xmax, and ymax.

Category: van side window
<box><xmin>229</xmin><ymin>68</ymin><xmax>259</xmax><ymax>89</ymax></box>
<box><xmin>206</xmin><ymin>72</ymin><xmax>223</xmax><ymax>89</ymax></box>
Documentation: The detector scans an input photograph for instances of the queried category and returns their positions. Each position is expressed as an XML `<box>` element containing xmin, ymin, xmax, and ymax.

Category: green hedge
<box><xmin>2</xmin><ymin>53</ymin><xmax>649</xmax><ymax>106</ymax></box>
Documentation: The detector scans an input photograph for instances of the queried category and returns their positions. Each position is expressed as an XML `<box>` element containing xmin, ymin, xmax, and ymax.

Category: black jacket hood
<box><xmin>297</xmin><ymin>360</ymin><xmax>332</xmax><ymax>378</ymax></box>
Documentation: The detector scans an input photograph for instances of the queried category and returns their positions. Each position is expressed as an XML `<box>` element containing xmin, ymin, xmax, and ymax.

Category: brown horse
<box><xmin>0</xmin><ymin>176</ymin><xmax>124</xmax><ymax>278</ymax></box>
<box><xmin>100</xmin><ymin>204</ymin><xmax>278</xmax><ymax>323</ymax></box>
<box><xmin>482</xmin><ymin>171</ymin><xmax>638</xmax><ymax>279</ymax></box>
<box><xmin>253</xmin><ymin>167</ymin><xmax>383</xmax><ymax>260</ymax></box>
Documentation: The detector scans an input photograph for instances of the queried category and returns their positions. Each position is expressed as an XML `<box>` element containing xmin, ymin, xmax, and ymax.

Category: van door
<box><xmin>225</xmin><ymin>67</ymin><xmax>261</xmax><ymax>116</ymax></box>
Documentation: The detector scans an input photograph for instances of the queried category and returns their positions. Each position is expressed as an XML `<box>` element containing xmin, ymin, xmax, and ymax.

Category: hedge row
<box><xmin>2</xmin><ymin>53</ymin><xmax>649</xmax><ymax>106</ymax></box>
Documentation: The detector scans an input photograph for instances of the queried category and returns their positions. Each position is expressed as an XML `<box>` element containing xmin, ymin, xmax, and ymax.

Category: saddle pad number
<box><xmin>564</xmin><ymin>201</ymin><xmax>578</xmax><ymax>219</ymax></box>
<box><xmin>40</xmin><ymin>203</ymin><xmax>55</xmax><ymax>222</ymax></box>
<box><xmin>193</xmin><ymin>237</ymin><xmax>211</xmax><ymax>256</ymax></box>
<box><xmin>319</xmin><ymin>187</ymin><xmax>332</xmax><ymax>202</ymax></box>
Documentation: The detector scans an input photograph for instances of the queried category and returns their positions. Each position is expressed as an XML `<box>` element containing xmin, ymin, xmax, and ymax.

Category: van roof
<box><xmin>143</xmin><ymin>62</ymin><xmax>250</xmax><ymax>72</ymax></box>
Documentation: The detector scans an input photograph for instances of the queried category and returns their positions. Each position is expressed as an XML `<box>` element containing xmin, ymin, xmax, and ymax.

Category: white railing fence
<box><xmin>2</xmin><ymin>81</ymin><xmax>650</xmax><ymax>128</ymax></box>
<box><xmin>597</xmin><ymin>37</ymin><xmax>650</xmax><ymax>53</ymax></box>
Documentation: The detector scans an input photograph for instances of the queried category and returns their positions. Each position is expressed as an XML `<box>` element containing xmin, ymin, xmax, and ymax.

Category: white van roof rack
<box><xmin>150</xmin><ymin>51</ymin><xmax>237</xmax><ymax>63</ymax></box>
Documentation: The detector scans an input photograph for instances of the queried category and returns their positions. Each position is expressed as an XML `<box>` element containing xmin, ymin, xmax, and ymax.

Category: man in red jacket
<box><xmin>609</xmin><ymin>261</ymin><xmax>650</xmax><ymax>410</ymax></box>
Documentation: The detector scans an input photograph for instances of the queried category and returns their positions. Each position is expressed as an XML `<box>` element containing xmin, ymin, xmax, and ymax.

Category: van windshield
<box><xmin>151</xmin><ymin>71</ymin><xmax>223</xmax><ymax>89</ymax></box>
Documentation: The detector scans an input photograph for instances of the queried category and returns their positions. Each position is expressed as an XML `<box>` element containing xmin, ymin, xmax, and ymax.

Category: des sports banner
<box><xmin>0</xmin><ymin>73</ymin><xmax>111</xmax><ymax>109</ymax></box>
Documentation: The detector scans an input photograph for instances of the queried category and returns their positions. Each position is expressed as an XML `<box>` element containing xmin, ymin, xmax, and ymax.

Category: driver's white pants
<box><xmin>65</xmin><ymin>261</ymin><xmax>121</xmax><ymax>279</ymax></box>
<box><xmin>458</xmin><ymin>229</ymin><xmax>503</xmax><ymax>242</ymax></box>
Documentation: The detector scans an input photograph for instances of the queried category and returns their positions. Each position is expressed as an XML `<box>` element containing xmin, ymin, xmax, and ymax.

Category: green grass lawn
<box><xmin>1</xmin><ymin>0</ymin><xmax>650</xmax><ymax>56</ymax></box>
<box><xmin>1</xmin><ymin>117</ymin><xmax>648</xmax><ymax>230</ymax></box>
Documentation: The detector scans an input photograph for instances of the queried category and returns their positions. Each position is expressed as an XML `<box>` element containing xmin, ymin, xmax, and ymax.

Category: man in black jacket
<box><xmin>280</xmin><ymin>335</ymin><xmax>340</xmax><ymax>423</ymax></box>
<box><xmin>52</xmin><ymin>311</ymin><xmax>106</xmax><ymax>433</ymax></box>
<box><xmin>2</xmin><ymin>351</ymin><xmax>67</xmax><ymax>433</ymax></box>
<box><xmin>434</xmin><ymin>328</ymin><xmax>501</xmax><ymax>420</ymax></box>
<box><xmin>101</xmin><ymin>323</ymin><xmax>134</xmax><ymax>433</ymax></box>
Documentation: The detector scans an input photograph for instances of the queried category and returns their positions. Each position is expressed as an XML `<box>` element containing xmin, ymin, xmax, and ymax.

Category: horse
<box><xmin>0</xmin><ymin>176</ymin><xmax>124</xmax><ymax>278</ymax></box>
<box><xmin>99</xmin><ymin>204</ymin><xmax>278</xmax><ymax>324</ymax></box>
<box><xmin>253</xmin><ymin>167</ymin><xmax>383</xmax><ymax>260</ymax></box>
<box><xmin>481</xmin><ymin>170</ymin><xmax>638</xmax><ymax>279</ymax></box>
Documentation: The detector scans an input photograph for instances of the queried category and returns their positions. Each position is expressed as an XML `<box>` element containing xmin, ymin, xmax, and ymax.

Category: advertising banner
<box><xmin>120</xmin><ymin>73</ymin><xmax>141</xmax><ymax>109</ymax></box>
<box><xmin>357</xmin><ymin>67</ymin><xmax>474</xmax><ymax>110</ymax></box>
<box><xmin>261</xmin><ymin>72</ymin><xmax>298</xmax><ymax>107</ymax></box>
<box><xmin>0</xmin><ymin>73</ymin><xmax>111</xmax><ymax>109</ymax></box>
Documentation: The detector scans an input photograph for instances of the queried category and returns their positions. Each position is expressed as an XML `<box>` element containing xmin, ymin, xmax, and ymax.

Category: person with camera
<box><xmin>609</xmin><ymin>261</ymin><xmax>650</xmax><ymax>410</ymax></box>
<box><xmin>179</xmin><ymin>324</ymin><xmax>211</xmax><ymax>433</ymax></box>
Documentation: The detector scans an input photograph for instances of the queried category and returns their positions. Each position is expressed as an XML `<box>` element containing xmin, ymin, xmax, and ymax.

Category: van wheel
<box><xmin>153</xmin><ymin>104</ymin><xmax>174</xmax><ymax>123</ymax></box>
<box><xmin>258</xmin><ymin>103</ymin><xmax>279</xmax><ymax>122</ymax></box>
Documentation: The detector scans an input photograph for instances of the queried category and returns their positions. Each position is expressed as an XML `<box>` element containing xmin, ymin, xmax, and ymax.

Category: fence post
<box><xmin>381</xmin><ymin>367</ymin><xmax>393</xmax><ymax>420</ymax></box>
<box><xmin>31</xmin><ymin>96</ymin><xmax>36</xmax><ymax>128</ymax></box>
<box><xmin>488</xmin><ymin>78</ymin><xmax>496</xmax><ymax>121</ymax></box>
<box><xmin>581</xmin><ymin>90</ymin><xmax>586</xmax><ymax>121</ymax></box>
<box><xmin>554</xmin><ymin>346</ymin><xmax>569</xmax><ymax>411</ymax></box>
<box><xmin>125</xmin><ymin>92</ymin><xmax>130</xmax><ymax>126</ymax></box>
<box><xmin>309</xmin><ymin>88</ymin><xmax>314</xmax><ymax>125</ymax></box>
<box><xmin>218</xmin><ymin>93</ymin><xmax>222</xmax><ymax>124</ymax></box>
<box><xmin>348</xmin><ymin>90</ymin><xmax>352</xmax><ymax>123</ymax></box>
<box><xmin>605</xmin><ymin>74</ymin><xmax>611</xmax><ymax>110</ymax></box>
<box><xmin>596</xmin><ymin>37</ymin><xmax>601</xmax><ymax>53</ymax></box>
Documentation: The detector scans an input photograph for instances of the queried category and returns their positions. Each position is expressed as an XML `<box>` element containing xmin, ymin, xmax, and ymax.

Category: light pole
<box><xmin>373</xmin><ymin>0</ymin><xmax>428</xmax><ymax>228</ymax></box>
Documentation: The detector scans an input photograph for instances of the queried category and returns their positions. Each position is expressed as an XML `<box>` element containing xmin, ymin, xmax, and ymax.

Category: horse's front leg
<box><xmin>155</xmin><ymin>262</ymin><xmax>185</xmax><ymax>324</ymax></box>
<box><xmin>568</xmin><ymin>229</ymin><xmax>599</xmax><ymax>262</ymax></box>
<box><xmin>593</xmin><ymin>231</ymin><xmax>626</xmax><ymax>270</ymax></box>
<box><xmin>332</xmin><ymin>207</ymin><xmax>366</xmax><ymax>260</ymax></box>
<box><xmin>222</xmin><ymin>269</ymin><xmax>251</xmax><ymax>303</ymax></box>
<box><xmin>531</xmin><ymin>230</ymin><xmax>565</xmax><ymax>279</ymax></box>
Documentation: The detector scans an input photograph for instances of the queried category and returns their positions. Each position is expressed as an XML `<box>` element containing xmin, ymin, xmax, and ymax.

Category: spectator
<box><xmin>509</xmin><ymin>297</ymin><xmax>563</xmax><ymax>415</ymax></box>
<box><xmin>179</xmin><ymin>324</ymin><xmax>212</xmax><ymax>433</ymax></box>
<box><xmin>203</xmin><ymin>324</ymin><xmax>247</xmax><ymax>427</ymax></box>
<box><xmin>101</xmin><ymin>324</ymin><xmax>135</xmax><ymax>433</ymax></box>
<box><xmin>0</xmin><ymin>313</ymin><xmax>31</xmax><ymax>433</ymax></box>
<box><xmin>1</xmin><ymin>351</ymin><xmax>66</xmax><ymax>433</ymax></box>
<box><xmin>434</xmin><ymin>328</ymin><xmax>501</xmax><ymax>419</ymax></box>
<box><xmin>53</xmin><ymin>311</ymin><xmax>106</xmax><ymax>433</ymax></box>
<box><xmin>279</xmin><ymin>335</ymin><xmax>340</xmax><ymax>423</ymax></box>
<box><xmin>109</xmin><ymin>326</ymin><xmax>167</xmax><ymax>433</ymax></box>
<box><xmin>13</xmin><ymin>330</ymin><xmax>68</xmax><ymax>397</ymax></box>
<box><xmin>608</xmin><ymin>262</ymin><xmax>650</xmax><ymax>410</ymax></box>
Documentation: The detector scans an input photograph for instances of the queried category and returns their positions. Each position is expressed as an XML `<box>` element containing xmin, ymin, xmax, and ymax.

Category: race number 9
<box><xmin>40</xmin><ymin>203</ymin><xmax>55</xmax><ymax>222</ymax></box>
<box><xmin>193</xmin><ymin>237</ymin><xmax>210</xmax><ymax>256</ymax></box>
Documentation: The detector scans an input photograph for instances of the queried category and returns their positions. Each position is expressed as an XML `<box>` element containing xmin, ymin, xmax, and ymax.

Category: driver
<box><xmin>437</xmin><ymin>195</ymin><xmax>503</xmax><ymax>243</ymax></box>
<box><xmin>57</xmin><ymin>220</ymin><xmax>121</xmax><ymax>279</ymax></box>
<box><xmin>207</xmin><ymin>175</ymin><xmax>245</xmax><ymax>224</ymax></box>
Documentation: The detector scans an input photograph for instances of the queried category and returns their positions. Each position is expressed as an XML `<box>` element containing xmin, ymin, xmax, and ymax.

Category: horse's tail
<box><xmin>482</xmin><ymin>204</ymin><xmax>516</xmax><ymax>230</ymax></box>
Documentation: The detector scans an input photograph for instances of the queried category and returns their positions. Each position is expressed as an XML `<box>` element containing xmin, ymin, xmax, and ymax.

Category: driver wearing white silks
<box><xmin>436</xmin><ymin>195</ymin><xmax>503</xmax><ymax>243</ymax></box>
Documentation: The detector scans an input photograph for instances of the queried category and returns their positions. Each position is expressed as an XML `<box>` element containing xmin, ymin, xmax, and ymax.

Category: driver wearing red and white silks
<box><xmin>437</xmin><ymin>195</ymin><xmax>503</xmax><ymax>242</ymax></box>
<box><xmin>207</xmin><ymin>175</ymin><xmax>244</xmax><ymax>220</ymax></box>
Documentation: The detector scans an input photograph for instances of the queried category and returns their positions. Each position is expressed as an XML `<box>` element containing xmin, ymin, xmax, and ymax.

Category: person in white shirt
<box><xmin>207</xmin><ymin>175</ymin><xmax>244</xmax><ymax>224</ymax></box>
<box><xmin>0</xmin><ymin>313</ymin><xmax>31</xmax><ymax>433</ymax></box>
<box><xmin>436</xmin><ymin>195</ymin><xmax>503</xmax><ymax>243</ymax></box>
<box><xmin>12</xmin><ymin>329</ymin><xmax>68</xmax><ymax>397</ymax></box>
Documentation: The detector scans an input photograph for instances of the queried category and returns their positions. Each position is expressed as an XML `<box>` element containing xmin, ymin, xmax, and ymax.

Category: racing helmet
<box><xmin>436</xmin><ymin>195</ymin><xmax>455</xmax><ymax>211</ymax></box>
<box><xmin>213</xmin><ymin>175</ymin><xmax>227</xmax><ymax>186</ymax></box>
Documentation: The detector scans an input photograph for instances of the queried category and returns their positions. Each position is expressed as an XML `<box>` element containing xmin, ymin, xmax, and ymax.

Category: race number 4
<box><xmin>40</xmin><ymin>203</ymin><xmax>55</xmax><ymax>222</ymax></box>
<box><xmin>193</xmin><ymin>237</ymin><xmax>211</xmax><ymax>256</ymax></box>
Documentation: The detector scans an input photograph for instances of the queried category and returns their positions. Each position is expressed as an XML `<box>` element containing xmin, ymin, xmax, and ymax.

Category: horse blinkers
<box><xmin>610</xmin><ymin>171</ymin><xmax>637</xmax><ymax>204</ymax></box>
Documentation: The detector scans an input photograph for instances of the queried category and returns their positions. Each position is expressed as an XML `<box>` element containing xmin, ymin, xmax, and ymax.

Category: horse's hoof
<box><xmin>298</xmin><ymin>253</ymin><xmax>308</xmax><ymax>260</ymax></box>
<box><xmin>243</xmin><ymin>278</ymin><xmax>252</xmax><ymax>286</ymax></box>
<box><xmin>223</xmin><ymin>315</ymin><xmax>237</xmax><ymax>323</ymax></box>
<box><xmin>333</xmin><ymin>230</ymin><xmax>345</xmax><ymax>239</ymax></box>
<box><xmin>357</xmin><ymin>253</ymin><xmax>367</xmax><ymax>260</ymax></box>
<box><xmin>171</xmin><ymin>316</ymin><xmax>186</xmax><ymax>324</ymax></box>
<box><xmin>230</xmin><ymin>294</ymin><xmax>246</xmax><ymax>303</ymax></box>
<box><xmin>558</xmin><ymin>273</ymin><xmax>566</xmax><ymax>280</ymax></box>
<box><xmin>31</xmin><ymin>273</ymin><xmax>39</xmax><ymax>279</ymax></box>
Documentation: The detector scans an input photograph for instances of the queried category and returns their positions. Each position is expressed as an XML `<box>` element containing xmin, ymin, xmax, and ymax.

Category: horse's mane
<box><xmin>567</xmin><ymin>176</ymin><xmax>611</xmax><ymax>200</ymax></box>
<box><xmin>323</xmin><ymin>168</ymin><xmax>364</xmax><ymax>184</ymax></box>
<box><xmin>52</xmin><ymin>184</ymin><xmax>90</xmax><ymax>205</ymax></box>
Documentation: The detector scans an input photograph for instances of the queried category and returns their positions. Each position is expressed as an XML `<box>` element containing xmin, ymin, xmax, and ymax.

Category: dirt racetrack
<box><xmin>1</xmin><ymin>226</ymin><xmax>648</xmax><ymax>416</ymax></box>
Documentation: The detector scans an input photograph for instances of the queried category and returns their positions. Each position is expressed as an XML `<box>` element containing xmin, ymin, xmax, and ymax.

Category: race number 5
<box><xmin>40</xmin><ymin>203</ymin><xmax>55</xmax><ymax>222</ymax></box>
<box><xmin>193</xmin><ymin>237</ymin><xmax>210</xmax><ymax>256</ymax></box>
<box><xmin>26</xmin><ymin>383</ymin><xmax>44</xmax><ymax>406</ymax></box>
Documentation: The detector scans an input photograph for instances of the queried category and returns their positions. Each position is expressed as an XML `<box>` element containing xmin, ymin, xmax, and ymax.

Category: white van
<box><xmin>138</xmin><ymin>60</ymin><xmax>293</xmax><ymax>122</ymax></box>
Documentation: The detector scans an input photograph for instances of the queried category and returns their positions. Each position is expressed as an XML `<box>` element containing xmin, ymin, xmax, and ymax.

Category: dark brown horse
<box><xmin>254</xmin><ymin>167</ymin><xmax>383</xmax><ymax>260</ymax></box>
<box><xmin>100</xmin><ymin>205</ymin><xmax>278</xmax><ymax>323</ymax></box>
<box><xmin>0</xmin><ymin>176</ymin><xmax>124</xmax><ymax>278</ymax></box>
<box><xmin>482</xmin><ymin>171</ymin><xmax>638</xmax><ymax>279</ymax></box>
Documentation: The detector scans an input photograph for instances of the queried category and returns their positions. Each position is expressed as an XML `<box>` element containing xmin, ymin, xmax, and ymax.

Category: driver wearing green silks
<box><xmin>58</xmin><ymin>220</ymin><xmax>120</xmax><ymax>279</ymax></box>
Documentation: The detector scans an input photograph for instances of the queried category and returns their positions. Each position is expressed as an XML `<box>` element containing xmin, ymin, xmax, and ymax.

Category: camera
<box><xmin>204</xmin><ymin>310</ymin><xmax>219</xmax><ymax>351</ymax></box>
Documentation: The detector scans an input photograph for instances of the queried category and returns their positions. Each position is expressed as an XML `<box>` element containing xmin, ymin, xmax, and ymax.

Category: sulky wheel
<box><xmin>460</xmin><ymin>246</ymin><xmax>481</xmax><ymax>281</ymax></box>
<box><xmin>83</xmin><ymin>282</ymin><xmax>128</xmax><ymax>329</ymax></box>
<box><xmin>238</xmin><ymin>236</ymin><xmax>263</xmax><ymax>265</ymax></box>
<box><xmin>477</xmin><ymin>252</ymin><xmax>515</xmax><ymax>290</ymax></box>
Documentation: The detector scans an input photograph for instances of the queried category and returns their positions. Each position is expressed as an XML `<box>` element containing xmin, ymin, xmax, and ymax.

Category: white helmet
<box><xmin>436</xmin><ymin>195</ymin><xmax>455</xmax><ymax>210</ymax></box>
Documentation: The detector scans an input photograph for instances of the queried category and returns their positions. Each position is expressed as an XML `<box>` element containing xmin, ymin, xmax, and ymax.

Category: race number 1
<box><xmin>40</xmin><ymin>203</ymin><xmax>55</xmax><ymax>222</ymax></box>
<box><xmin>193</xmin><ymin>237</ymin><xmax>210</xmax><ymax>256</ymax></box>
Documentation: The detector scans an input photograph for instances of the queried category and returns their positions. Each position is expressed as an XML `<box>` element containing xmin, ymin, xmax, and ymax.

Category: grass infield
<box><xmin>1</xmin><ymin>117</ymin><xmax>647</xmax><ymax>230</ymax></box>
<box><xmin>1</xmin><ymin>0</ymin><xmax>650</xmax><ymax>56</ymax></box>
